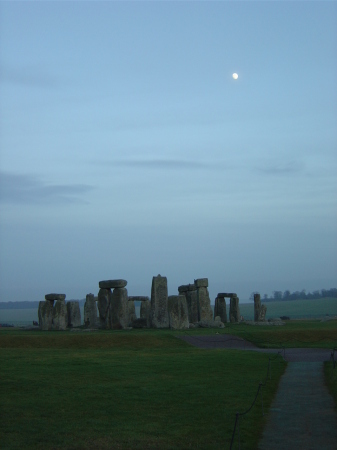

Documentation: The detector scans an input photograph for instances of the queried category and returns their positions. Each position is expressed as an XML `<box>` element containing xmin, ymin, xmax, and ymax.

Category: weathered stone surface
<box><xmin>84</xmin><ymin>293</ymin><xmax>98</xmax><ymax>328</ymax></box>
<box><xmin>52</xmin><ymin>299</ymin><xmax>68</xmax><ymax>330</ymax></box>
<box><xmin>99</xmin><ymin>279</ymin><xmax>127</xmax><ymax>289</ymax></box>
<box><xmin>197</xmin><ymin>286</ymin><xmax>213</xmax><ymax>321</ymax></box>
<box><xmin>140</xmin><ymin>300</ymin><xmax>151</xmax><ymax>328</ymax></box>
<box><xmin>128</xmin><ymin>296</ymin><xmax>150</xmax><ymax>302</ymax></box>
<box><xmin>178</xmin><ymin>285</ymin><xmax>189</xmax><ymax>293</ymax></box>
<box><xmin>45</xmin><ymin>293</ymin><xmax>66</xmax><ymax>301</ymax></box>
<box><xmin>185</xmin><ymin>289</ymin><xmax>199</xmax><ymax>323</ymax></box>
<box><xmin>198</xmin><ymin>319</ymin><xmax>225</xmax><ymax>328</ymax></box>
<box><xmin>254</xmin><ymin>293</ymin><xmax>261</xmax><ymax>322</ymax></box>
<box><xmin>97</xmin><ymin>288</ymin><xmax>112</xmax><ymax>329</ymax></box>
<box><xmin>127</xmin><ymin>300</ymin><xmax>137</xmax><ymax>326</ymax></box>
<box><xmin>110</xmin><ymin>287</ymin><xmax>129</xmax><ymax>329</ymax></box>
<box><xmin>194</xmin><ymin>278</ymin><xmax>208</xmax><ymax>288</ymax></box>
<box><xmin>38</xmin><ymin>300</ymin><xmax>53</xmax><ymax>330</ymax></box>
<box><xmin>168</xmin><ymin>295</ymin><xmax>189</xmax><ymax>330</ymax></box>
<box><xmin>217</xmin><ymin>293</ymin><xmax>236</xmax><ymax>298</ymax></box>
<box><xmin>214</xmin><ymin>297</ymin><xmax>227</xmax><ymax>323</ymax></box>
<box><xmin>229</xmin><ymin>296</ymin><xmax>240</xmax><ymax>323</ymax></box>
<box><xmin>151</xmin><ymin>275</ymin><xmax>169</xmax><ymax>328</ymax></box>
<box><xmin>188</xmin><ymin>283</ymin><xmax>197</xmax><ymax>291</ymax></box>
<box><xmin>67</xmin><ymin>301</ymin><xmax>81</xmax><ymax>327</ymax></box>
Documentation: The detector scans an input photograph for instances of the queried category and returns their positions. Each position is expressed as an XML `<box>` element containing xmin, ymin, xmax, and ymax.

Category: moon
<box><xmin>232</xmin><ymin>73</ymin><xmax>238</xmax><ymax>80</ymax></box>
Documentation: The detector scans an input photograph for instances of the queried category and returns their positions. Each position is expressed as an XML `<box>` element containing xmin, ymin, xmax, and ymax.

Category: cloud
<box><xmin>0</xmin><ymin>172</ymin><xmax>94</xmax><ymax>205</ymax></box>
<box><xmin>0</xmin><ymin>66</ymin><xmax>58</xmax><ymax>88</ymax></box>
<box><xmin>93</xmin><ymin>158</ymin><xmax>225</xmax><ymax>170</ymax></box>
<box><xmin>255</xmin><ymin>160</ymin><xmax>304</xmax><ymax>175</ymax></box>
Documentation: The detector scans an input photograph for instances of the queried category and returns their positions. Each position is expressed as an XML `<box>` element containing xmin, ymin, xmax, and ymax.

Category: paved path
<box><xmin>258</xmin><ymin>362</ymin><xmax>337</xmax><ymax>449</ymax></box>
<box><xmin>178</xmin><ymin>334</ymin><xmax>337</xmax><ymax>449</ymax></box>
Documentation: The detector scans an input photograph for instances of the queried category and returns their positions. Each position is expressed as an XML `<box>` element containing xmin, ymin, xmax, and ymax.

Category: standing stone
<box><xmin>97</xmin><ymin>288</ymin><xmax>112</xmax><ymax>329</ymax></box>
<box><xmin>254</xmin><ymin>294</ymin><xmax>261</xmax><ymax>322</ymax></box>
<box><xmin>254</xmin><ymin>293</ymin><xmax>267</xmax><ymax>322</ymax></box>
<box><xmin>110</xmin><ymin>287</ymin><xmax>129</xmax><ymax>329</ymax></box>
<box><xmin>52</xmin><ymin>299</ymin><xmax>68</xmax><ymax>330</ymax></box>
<box><xmin>168</xmin><ymin>295</ymin><xmax>189</xmax><ymax>330</ymax></box>
<box><xmin>38</xmin><ymin>300</ymin><xmax>53</xmax><ymax>330</ymax></box>
<box><xmin>151</xmin><ymin>275</ymin><xmax>169</xmax><ymax>328</ymax></box>
<box><xmin>140</xmin><ymin>299</ymin><xmax>152</xmax><ymax>328</ymax></box>
<box><xmin>127</xmin><ymin>299</ymin><xmax>137</xmax><ymax>326</ymax></box>
<box><xmin>214</xmin><ymin>297</ymin><xmax>227</xmax><ymax>323</ymax></box>
<box><xmin>67</xmin><ymin>301</ymin><xmax>81</xmax><ymax>328</ymax></box>
<box><xmin>84</xmin><ymin>293</ymin><xmax>98</xmax><ymax>328</ymax></box>
<box><xmin>185</xmin><ymin>284</ymin><xmax>199</xmax><ymax>323</ymax></box>
<box><xmin>229</xmin><ymin>295</ymin><xmax>240</xmax><ymax>323</ymax></box>
<box><xmin>195</xmin><ymin>279</ymin><xmax>213</xmax><ymax>321</ymax></box>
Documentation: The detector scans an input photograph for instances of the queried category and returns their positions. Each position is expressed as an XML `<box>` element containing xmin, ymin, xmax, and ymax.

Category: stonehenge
<box><xmin>38</xmin><ymin>276</ymin><xmax>242</xmax><ymax>330</ymax></box>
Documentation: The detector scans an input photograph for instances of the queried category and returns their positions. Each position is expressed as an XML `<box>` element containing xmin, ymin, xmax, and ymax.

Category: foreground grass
<box><xmin>324</xmin><ymin>347</ymin><xmax>337</xmax><ymax>413</ymax></box>
<box><xmin>177</xmin><ymin>319</ymin><xmax>337</xmax><ymax>349</ymax></box>
<box><xmin>0</xmin><ymin>329</ymin><xmax>286</xmax><ymax>450</ymax></box>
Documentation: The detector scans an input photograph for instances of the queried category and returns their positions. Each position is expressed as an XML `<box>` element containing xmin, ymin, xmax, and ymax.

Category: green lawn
<box><xmin>0</xmin><ymin>329</ymin><xmax>286</xmax><ymax>450</ymax></box>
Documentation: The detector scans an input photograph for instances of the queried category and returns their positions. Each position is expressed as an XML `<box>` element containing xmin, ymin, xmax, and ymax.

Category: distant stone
<box><xmin>229</xmin><ymin>296</ymin><xmax>240</xmax><ymax>323</ymax></box>
<box><xmin>140</xmin><ymin>300</ymin><xmax>152</xmax><ymax>328</ymax></box>
<box><xmin>99</xmin><ymin>279</ymin><xmax>127</xmax><ymax>289</ymax></box>
<box><xmin>178</xmin><ymin>285</ymin><xmax>189</xmax><ymax>294</ymax></box>
<box><xmin>197</xmin><ymin>286</ymin><xmax>213</xmax><ymax>321</ymax></box>
<box><xmin>128</xmin><ymin>296</ymin><xmax>150</xmax><ymax>302</ymax></box>
<box><xmin>84</xmin><ymin>293</ymin><xmax>98</xmax><ymax>328</ymax></box>
<box><xmin>214</xmin><ymin>297</ymin><xmax>227</xmax><ymax>323</ymax></box>
<box><xmin>168</xmin><ymin>295</ymin><xmax>189</xmax><ymax>330</ymax></box>
<box><xmin>185</xmin><ymin>288</ymin><xmax>199</xmax><ymax>323</ymax></box>
<box><xmin>67</xmin><ymin>301</ymin><xmax>81</xmax><ymax>328</ymax></box>
<box><xmin>151</xmin><ymin>275</ymin><xmax>169</xmax><ymax>328</ymax></box>
<box><xmin>45</xmin><ymin>293</ymin><xmax>66</xmax><ymax>301</ymax></box>
<box><xmin>198</xmin><ymin>319</ymin><xmax>225</xmax><ymax>328</ymax></box>
<box><xmin>110</xmin><ymin>287</ymin><xmax>129</xmax><ymax>329</ymax></box>
<box><xmin>217</xmin><ymin>293</ymin><xmax>236</xmax><ymax>298</ymax></box>
<box><xmin>127</xmin><ymin>300</ymin><xmax>137</xmax><ymax>326</ymax></box>
<box><xmin>194</xmin><ymin>278</ymin><xmax>208</xmax><ymax>288</ymax></box>
<box><xmin>38</xmin><ymin>300</ymin><xmax>53</xmax><ymax>330</ymax></box>
<box><xmin>188</xmin><ymin>283</ymin><xmax>197</xmax><ymax>291</ymax></box>
<box><xmin>52</xmin><ymin>299</ymin><xmax>68</xmax><ymax>330</ymax></box>
<box><xmin>97</xmin><ymin>288</ymin><xmax>112</xmax><ymax>329</ymax></box>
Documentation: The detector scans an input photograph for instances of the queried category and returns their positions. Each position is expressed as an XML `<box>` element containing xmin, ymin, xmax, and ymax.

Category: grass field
<box><xmin>0</xmin><ymin>328</ymin><xmax>285</xmax><ymax>450</ymax></box>
<box><xmin>1</xmin><ymin>321</ymin><xmax>336</xmax><ymax>449</ymax></box>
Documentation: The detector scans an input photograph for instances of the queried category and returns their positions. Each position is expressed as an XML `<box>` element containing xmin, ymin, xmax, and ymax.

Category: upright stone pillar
<box><xmin>214</xmin><ymin>294</ymin><xmax>227</xmax><ymax>323</ymax></box>
<box><xmin>52</xmin><ymin>299</ymin><xmax>68</xmax><ymax>330</ymax></box>
<box><xmin>151</xmin><ymin>275</ymin><xmax>169</xmax><ymax>328</ymax></box>
<box><xmin>140</xmin><ymin>298</ymin><xmax>151</xmax><ymax>328</ymax></box>
<box><xmin>127</xmin><ymin>300</ymin><xmax>137</xmax><ymax>326</ymax></box>
<box><xmin>38</xmin><ymin>300</ymin><xmax>54</xmax><ymax>330</ymax></box>
<box><xmin>168</xmin><ymin>295</ymin><xmax>189</xmax><ymax>329</ymax></box>
<box><xmin>110</xmin><ymin>287</ymin><xmax>129</xmax><ymax>329</ymax></box>
<box><xmin>97</xmin><ymin>288</ymin><xmax>112</xmax><ymax>329</ymax></box>
<box><xmin>254</xmin><ymin>293</ymin><xmax>261</xmax><ymax>322</ymax></box>
<box><xmin>67</xmin><ymin>301</ymin><xmax>81</xmax><ymax>327</ymax></box>
<box><xmin>84</xmin><ymin>293</ymin><xmax>98</xmax><ymax>327</ymax></box>
<box><xmin>195</xmin><ymin>278</ymin><xmax>213</xmax><ymax>321</ymax></box>
<box><xmin>229</xmin><ymin>295</ymin><xmax>240</xmax><ymax>323</ymax></box>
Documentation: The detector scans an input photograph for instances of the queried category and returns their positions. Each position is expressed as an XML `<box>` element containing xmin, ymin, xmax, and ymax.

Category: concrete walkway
<box><xmin>258</xmin><ymin>362</ymin><xmax>337</xmax><ymax>449</ymax></box>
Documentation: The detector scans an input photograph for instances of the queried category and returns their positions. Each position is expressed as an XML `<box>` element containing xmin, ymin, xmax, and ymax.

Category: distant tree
<box><xmin>249</xmin><ymin>291</ymin><xmax>260</xmax><ymax>301</ymax></box>
<box><xmin>273</xmin><ymin>291</ymin><xmax>282</xmax><ymax>300</ymax></box>
<box><xmin>283</xmin><ymin>290</ymin><xmax>290</xmax><ymax>300</ymax></box>
<box><xmin>263</xmin><ymin>294</ymin><xmax>268</xmax><ymax>300</ymax></box>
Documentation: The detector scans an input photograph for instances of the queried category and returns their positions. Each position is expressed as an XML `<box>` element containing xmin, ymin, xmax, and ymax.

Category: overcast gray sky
<box><xmin>0</xmin><ymin>1</ymin><xmax>336</xmax><ymax>303</ymax></box>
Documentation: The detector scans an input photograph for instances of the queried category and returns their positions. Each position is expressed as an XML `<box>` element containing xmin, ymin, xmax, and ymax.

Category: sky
<box><xmin>0</xmin><ymin>1</ymin><xmax>336</xmax><ymax>304</ymax></box>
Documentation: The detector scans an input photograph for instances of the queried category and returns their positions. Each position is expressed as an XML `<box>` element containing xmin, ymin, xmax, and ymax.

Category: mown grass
<box><xmin>0</xmin><ymin>328</ymin><xmax>286</xmax><ymax>450</ymax></box>
<box><xmin>175</xmin><ymin>319</ymin><xmax>337</xmax><ymax>349</ymax></box>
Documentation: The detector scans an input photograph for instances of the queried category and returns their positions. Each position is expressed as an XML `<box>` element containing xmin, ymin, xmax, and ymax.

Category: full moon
<box><xmin>232</xmin><ymin>73</ymin><xmax>238</xmax><ymax>80</ymax></box>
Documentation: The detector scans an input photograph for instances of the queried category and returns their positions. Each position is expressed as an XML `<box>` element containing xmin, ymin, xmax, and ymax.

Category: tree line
<box><xmin>250</xmin><ymin>288</ymin><xmax>337</xmax><ymax>302</ymax></box>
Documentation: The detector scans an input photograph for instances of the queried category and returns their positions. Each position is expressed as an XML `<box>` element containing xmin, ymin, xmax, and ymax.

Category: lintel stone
<box><xmin>194</xmin><ymin>278</ymin><xmax>208</xmax><ymax>288</ymax></box>
<box><xmin>128</xmin><ymin>296</ymin><xmax>150</xmax><ymax>302</ymax></box>
<box><xmin>99</xmin><ymin>279</ymin><xmax>127</xmax><ymax>289</ymax></box>
<box><xmin>45</xmin><ymin>293</ymin><xmax>66</xmax><ymax>301</ymax></box>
